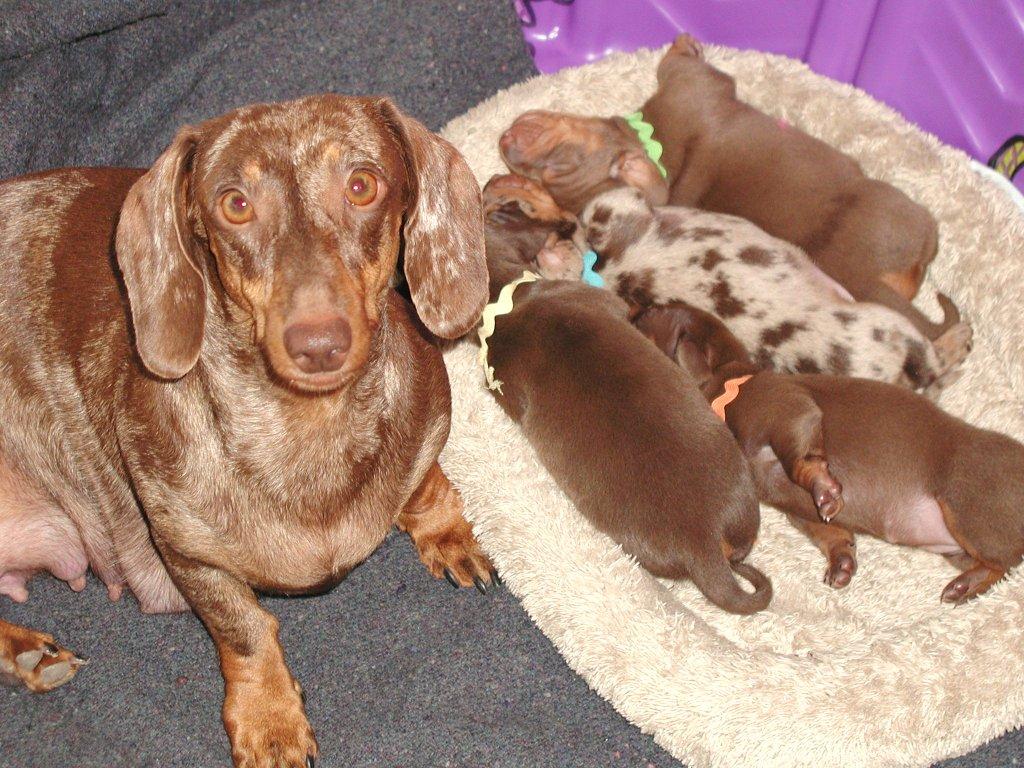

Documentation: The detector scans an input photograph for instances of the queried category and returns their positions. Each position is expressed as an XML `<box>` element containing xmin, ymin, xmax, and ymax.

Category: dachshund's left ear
<box><xmin>378</xmin><ymin>100</ymin><xmax>487</xmax><ymax>339</ymax></box>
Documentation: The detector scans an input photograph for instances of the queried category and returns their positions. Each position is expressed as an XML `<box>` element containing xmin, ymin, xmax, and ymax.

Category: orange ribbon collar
<box><xmin>710</xmin><ymin>375</ymin><xmax>753</xmax><ymax>421</ymax></box>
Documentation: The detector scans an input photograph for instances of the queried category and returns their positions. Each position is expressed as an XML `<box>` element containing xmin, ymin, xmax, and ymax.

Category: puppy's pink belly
<box><xmin>879</xmin><ymin>494</ymin><xmax>961</xmax><ymax>554</ymax></box>
<box><xmin>756</xmin><ymin>448</ymin><xmax>961</xmax><ymax>554</ymax></box>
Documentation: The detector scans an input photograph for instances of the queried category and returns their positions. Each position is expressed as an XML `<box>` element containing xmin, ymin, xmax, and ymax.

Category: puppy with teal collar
<box><xmin>548</xmin><ymin>185</ymin><xmax>972</xmax><ymax>392</ymax></box>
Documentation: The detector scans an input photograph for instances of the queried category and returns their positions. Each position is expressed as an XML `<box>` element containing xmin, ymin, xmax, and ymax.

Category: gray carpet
<box><xmin>0</xmin><ymin>2</ymin><xmax>1021</xmax><ymax>766</ymax></box>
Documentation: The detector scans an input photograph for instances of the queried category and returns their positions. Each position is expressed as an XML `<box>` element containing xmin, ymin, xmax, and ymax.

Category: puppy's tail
<box><xmin>897</xmin><ymin>291</ymin><xmax>962</xmax><ymax>341</ymax></box>
<box><xmin>689</xmin><ymin>546</ymin><xmax>772</xmax><ymax>615</ymax></box>
<box><xmin>864</xmin><ymin>281</ymin><xmax>961</xmax><ymax>342</ymax></box>
<box><xmin>931</xmin><ymin>293</ymin><xmax>962</xmax><ymax>337</ymax></box>
<box><xmin>899</xmin><ymin>296</ymin><xmax>972</xmax><ymax>391</ymax></box>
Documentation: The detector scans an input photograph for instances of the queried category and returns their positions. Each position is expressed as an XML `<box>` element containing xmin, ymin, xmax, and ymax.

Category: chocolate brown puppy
<box><xmin>0</xmin><ymin>95</ymin><xmax>493</xmax><ymax>767</ymax></box>
<box><xmin>636</xmin><ymin>301</ymin><xmax>1024</xmax><ymax>603</ymax></box>
<box><xmin>480</xmin><ymin>174</ymin><xmax>771</xmax><ymax>614</ymax></box>
<box><xmin>500</xmin><ymin>34</ymin><xmax>952</xmax><ymax>341</ymax></box>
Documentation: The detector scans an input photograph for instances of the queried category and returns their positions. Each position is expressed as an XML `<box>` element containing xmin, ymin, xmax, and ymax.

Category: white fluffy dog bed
<box><xmin>438</xmin><ymin>45</ymin><xmax>1024</xmax><ymax>768</ymax></box>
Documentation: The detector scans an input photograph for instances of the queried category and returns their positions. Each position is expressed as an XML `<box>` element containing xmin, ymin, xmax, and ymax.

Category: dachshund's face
<box><xmin>117</xmin><ymin>95</ymin><xmax>487</xmax><ymax>393</ymax></box>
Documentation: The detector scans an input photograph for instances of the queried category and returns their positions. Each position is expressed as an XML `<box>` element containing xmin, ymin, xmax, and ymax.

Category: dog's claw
<box><xmin>942</xmin><ymin>589</ymin><xmax>964</xmax><ymax>604</ymax></box>
<box><xmin>941</xmin><ymin>580</ymin><xmax>969</xmax><ymax>604</ymax></box>
<box><xmin>306</xmin><ymin>755</ymin><xmax>315</xmax><ymax>768</ymax></box>
<box><xmin>491</xmin><ymin>571</ymin><xmax>502</xmax><ymax>587</ymax></box>
<box><xmin>473</xmin><ymin>576</ymin><xmax>487</xmax><ymax>595</ymax></box>
<box><xmin>443</xmin><ymin>569</ymin><xmax>459</xmax><ymax>589</ymax></box>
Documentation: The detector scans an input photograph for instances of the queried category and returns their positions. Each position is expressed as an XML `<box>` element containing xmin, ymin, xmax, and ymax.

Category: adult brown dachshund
<box><xmin>500</xmin><ymin>34</ymin><xmax>955</xmax><ymax>342</ymax></box>
<box><xmin>0</xmin><ymin>94</ymin><xmax>495</xmax><ymax>767</ymax></box>
<box><xmin>479</xmin><ymin>174</ymin><xmax>771</xmax><ymax>614</ymax></box>
<box><xmin>635</xmin><ymin>300</ymin><xmax>1024</xmax><ymax>604</ymax></box>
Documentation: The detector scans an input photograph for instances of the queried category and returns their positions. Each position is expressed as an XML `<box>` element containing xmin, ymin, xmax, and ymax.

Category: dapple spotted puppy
<box><xmin>567</xmin><ymin>186</ymin><xmax>971</xmax><ymax>389</ymax></box>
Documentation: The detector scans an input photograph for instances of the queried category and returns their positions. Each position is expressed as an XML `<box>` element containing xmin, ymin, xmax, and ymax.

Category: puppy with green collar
<box><xmin>499</xmin><ymin>33</ymin><xmax>954</xmax><ymax>344</ymax></box>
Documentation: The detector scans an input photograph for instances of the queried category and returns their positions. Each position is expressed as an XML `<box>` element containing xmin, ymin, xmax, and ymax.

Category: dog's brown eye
<box><xmin>220</xmin><ymin>190</ymin><xmax>254</xmax><ymax>224</ymax></box>
<box><xmin>345</xmin><ymin>170</ymin><xmax>378</xmax><ymax>207</ymax></box>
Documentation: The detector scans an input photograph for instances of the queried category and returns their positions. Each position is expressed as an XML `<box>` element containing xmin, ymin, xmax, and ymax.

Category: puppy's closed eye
<box><xmin>486</xmin><ymin>200</ymin><xmax>531</xmax><ymax>224</ymax></box>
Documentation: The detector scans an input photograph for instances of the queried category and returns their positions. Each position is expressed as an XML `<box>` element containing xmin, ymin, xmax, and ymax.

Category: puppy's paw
<box><xmin>225</xmin><ymin>674</ymin><xmax>317</xmax><ymax>768</ymax></box>
<box><xmin>795</xmin><ymin>457</ymin><xmax>844</xmax><ymax>523</ymax></box>
<box><xmin>535</xmin><ymin>233</ymin><xmax>585</xmax><ymax>281</ymax></box>
<box><xmin>811</xmin><ymin>474</ymin><xmax>844</xmax><ymax>523</ymax></box>
<box><xmin>0</xmin><ymin>621</ymin><xmax>86</xmax><ymax>693</ymax></box>
<box><xmin>823</xmin><ymin>549</ymin><xmax>857</xmax><ymax>589</ymax></box>
<box><xmin>940</xmin><ymin>563</ymin><xmax>1003</xmax><ymax>605</ymax></box>
<box><xmin>670</xmin><ymin>33</ymin><xmax>704</xmax><ymax>59</ymax></box>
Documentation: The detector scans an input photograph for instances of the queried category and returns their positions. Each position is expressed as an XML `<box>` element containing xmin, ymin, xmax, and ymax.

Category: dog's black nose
<box><xmin>283</xmin><ymin>316</ymin><xmax>352</xmax><ymax>374</ymax></box>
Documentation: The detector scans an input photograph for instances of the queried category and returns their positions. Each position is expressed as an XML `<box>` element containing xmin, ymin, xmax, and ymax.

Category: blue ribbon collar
<box><xmin>581</xmin><ymin>249</ymin><xmax>604</xmax><ymax>288</ymax></box>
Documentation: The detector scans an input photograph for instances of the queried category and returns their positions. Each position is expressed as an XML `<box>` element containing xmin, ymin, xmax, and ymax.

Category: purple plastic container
<box><xmin>515</xmin><ymin>0</ymin><xmax>1024</xmax><ymax>192</ymax></box>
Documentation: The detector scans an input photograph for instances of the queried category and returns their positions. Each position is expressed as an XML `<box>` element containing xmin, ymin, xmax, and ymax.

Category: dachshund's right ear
<box><xmin>635</xmin><ymin>302</ymin><xmax>757</xmax><ymax>396</ymax></box>
<box><xmin>484</xmin><ymin>199</ymin><xmax>532</xmax><ymax>226</ymax></box>
<box><xmin>116</xmin><ymin>127</ymin><xmax>207</xmax><ymax>380</ymax></box>
<box><xmin>634</xmin><ymin>305</ymin><xmax>716</xmax><ymax>391</ymax></box>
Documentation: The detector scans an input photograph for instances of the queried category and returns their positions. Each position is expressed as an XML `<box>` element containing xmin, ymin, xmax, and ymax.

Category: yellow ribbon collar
<box><xmin>477</xmin><ymin>271</ymin><xmax>540</xmax><ymax>394</ymax></box>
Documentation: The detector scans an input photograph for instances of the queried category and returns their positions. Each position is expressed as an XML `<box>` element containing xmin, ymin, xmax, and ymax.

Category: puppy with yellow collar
<box><xmin>478</xmin><ymin>173</ymin><xmax>772</xmax><ymax>614</ymax></box>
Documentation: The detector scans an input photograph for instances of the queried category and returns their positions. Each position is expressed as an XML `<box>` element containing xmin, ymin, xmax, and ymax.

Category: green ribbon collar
<box><xmin>623</xmin><ymin>111</ymin><xmax>668</xmax><ymax>179</ymax></box>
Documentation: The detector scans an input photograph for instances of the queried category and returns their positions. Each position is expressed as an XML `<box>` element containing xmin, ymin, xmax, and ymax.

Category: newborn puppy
<box><xmin>636</xmin><ymin>301</ymin><xmax>1024</xmax><ymax>603</ymax></box>
<box><xmin>546</xmin><ymin>185</ymin><xmax>970</xmax><ymax>389</ymax></box>
<box><xmin>480</xmin><ymin>174</ymin><xmax>772</xmax><ymax>614</ymax></box>
<box><xmin>500</xmin><ymin>34</ymin><xmax>950</xmax><ymax>341</ymax></box>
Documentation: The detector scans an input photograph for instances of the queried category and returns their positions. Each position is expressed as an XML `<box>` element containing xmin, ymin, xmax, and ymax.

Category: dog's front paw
<box><xmin>399</xmin><ymin>463</ymin><xmax>498</xmax><ymax>594</ymax></box>
<box><xmin>415</xmin><ymin>513</ymin><xmax>496</xmax><ymax>595</ymax></box>
<box><xmin>0</xmin><ymin>619</ymin><xmax>86</xmax><ymax>693</ymax></box>
<box><xmin>224</xmin><ymin>673</ymin><xmax>317</xmax><ymax>768</ymax></box>
<box><xmin>670</xmin><ymin>33</ymin><xmax>704</xmax><ymax>59</ymax></box>
<box><xmin>794</xmin><ymin>456</ymin><xmax>844</xmax><ymax>523</ymax></box>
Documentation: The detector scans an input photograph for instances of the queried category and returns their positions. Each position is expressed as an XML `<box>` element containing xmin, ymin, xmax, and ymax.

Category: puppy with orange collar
<box><xmin>634</xmin><ymin>300</ymin><xmax>1024</xmax><ymax>603</ymax></box>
